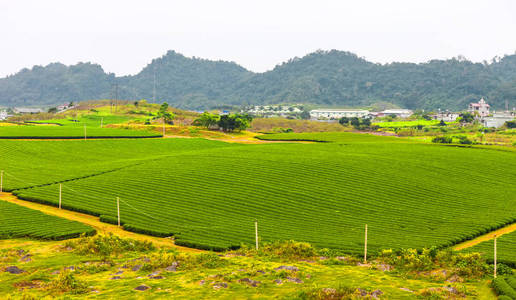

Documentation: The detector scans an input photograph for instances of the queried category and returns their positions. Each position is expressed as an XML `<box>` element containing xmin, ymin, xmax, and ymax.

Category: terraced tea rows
<box><xmin>463</xmin><ymin>231</ymin><xmax>516</xmax><ymax>267</ymax></box>
<box><xmin>11</xmin><ymin>134</ymin><xmax>516</xmax><ymax>253</ymax></box>
<box><xmin>492</xmin><ymin>276</ymin><xmax>516</xmax><ymax>299</ymax></box>
<box><xmin>0</xmin><ymin>200</ymin><xmax>95</xmax><ymax>240</ymax></box>
<box><xmin>0</xmin><ymin>125</ymin><xmax>160</xmax><ymax>139</ymax></box>
<box><xmin>0</xmin><ymin>138</ymin><xmax>236</xmax><ymax>190</ymax></box>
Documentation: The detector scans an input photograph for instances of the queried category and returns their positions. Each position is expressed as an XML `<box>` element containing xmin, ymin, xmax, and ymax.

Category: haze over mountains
<box><xmin>1</xmin><ymin>49</ymin><xmax>516</xmax><ymax>111</ymax></box>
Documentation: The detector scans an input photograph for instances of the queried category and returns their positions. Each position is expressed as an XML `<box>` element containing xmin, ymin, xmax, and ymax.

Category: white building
<box><xmin>482</xmin><ymin>112</ymin><xmax>515</xmax><ymax>128</ymax></box>
<box><xmin>310</xmin><ymin>109</ymin><xmax>370</xmax><ymax>119</ymax></box>
<box><xmin>0</xmin><ymin>110</ymin><xmax>8</xmax><ymax>120</ymax></box>
<box><xmin>468</xmin><ymin>98</ymin><xmax>490</xmax><ymax>117</ymax></box>
<box><xmin>378</xmin><ymin>109</ymin><xmax>413</xmax><ymax>118</ymax></box>
<box><xmin>13</xmin><ymin>107</ymin><xmax>44</xmax><ymax>114</ymax></box>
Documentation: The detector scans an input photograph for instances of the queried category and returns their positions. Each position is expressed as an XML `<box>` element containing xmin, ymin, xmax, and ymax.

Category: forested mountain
<box><xmin>1</xmin><ymin>49</ymin><xmax>516</xmax><ymax>110</ymax></box>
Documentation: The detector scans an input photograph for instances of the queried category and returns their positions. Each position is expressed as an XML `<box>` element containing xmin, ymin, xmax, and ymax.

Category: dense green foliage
<box><xmin>464</xmin><ymin>231</ymin><xmax>516</xmax><ymax>268</ymax></box>
<box><xmin>3</xmin><ymin>133</ymin><xmax>514</xmax><ymax>254</ymax></box>
<box><xmin>0</xmin><ymin>201</ymin><xmax>95</xmax><ymax>240</ymax></box>
<box><xmin>2</xmin><ymin>50</ymin><xmax>516</xmax><ymax>110</ymax></box>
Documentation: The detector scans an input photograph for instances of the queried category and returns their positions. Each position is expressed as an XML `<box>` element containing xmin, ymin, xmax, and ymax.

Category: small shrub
<box><xmin>496</xmin><ymin>263</ymin><xmax>514</xmax><ymax>276</ymax></box>
<box><xmin>432</xmin><ymin>136</ymin><xmax>452</xmax><ymax>144</ymax></box>
<box><xmin>298</xmin><ymin>285</ymin><xmax>356</xmax><ymax>299</ymax></box>
<box><xmin>64</xmin><ymin>233</ymin><xmax>155</xmax><ymax>258</ymax></box>
<box><xmin>48</xmin><ymin>271</ymin><xmax>88</xmax><ymax>294</ymax></box>
<box><xmin>239</xmin><ymin>240</ymin><xmax>317</xmax><ymax>260</ymax></box>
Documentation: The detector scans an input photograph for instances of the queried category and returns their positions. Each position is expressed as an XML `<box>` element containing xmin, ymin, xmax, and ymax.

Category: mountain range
<box><xmin>1</xmin><ymin>49</ymin><xmax>516</xmax><ymax>111</ymax></box>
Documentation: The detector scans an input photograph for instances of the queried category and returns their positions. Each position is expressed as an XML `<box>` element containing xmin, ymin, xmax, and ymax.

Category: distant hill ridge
<box><xmin>1</xmin><ymin>49</ymin><xmax>516</xmax><ymax>110</ymax></box>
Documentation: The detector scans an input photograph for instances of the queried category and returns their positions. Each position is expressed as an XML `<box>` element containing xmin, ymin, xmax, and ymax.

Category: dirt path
<box><xmin>454</xmin><ymin>223</ymin><xmax>516</xmax><ymax>251</ymax></box>
<box><xmin>0</xmin><ymin>192</ymin><xmax>203</xmax><ymax>253</ymax></box>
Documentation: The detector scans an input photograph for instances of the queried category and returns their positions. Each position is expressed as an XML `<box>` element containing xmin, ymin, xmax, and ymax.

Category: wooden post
<box><xmin>59</xmin><ymin>184</ymin><xmax>62</xmax><ymax>209</ymax></box>
<box><xmin>162</xmin><ymin>118</ymin><xmax>165</xmax><ymax>137</ymax></box>
<box><xmin>255</xmin><ymin>220</ymin><xmax>259</xmax><ymax>250</ymax></box>
<box><xmin>117</xmin><ymin>197</ymin><xmax>120</xmax><ymax>227</ymax></box>
<box><xmin>84</xmin><ymin>124</ymin><xmax>87</xmax><ymax>140</ymax></box>
<box><xmin>0</xmin><ymin>170</ymin><xmax>3</xmax><ymax>193</ymax></box>
<box><xmin>494</xmin><ymin>235</ymin><xmax>497</xmax><ymax>278</ymax></box>
<box><xmin>100</xmin><ymin>117</ymin><xmax>103</xmax><ymax>128</ymax></box>
<box><xmin>364</xmin><ymin>224</ymin><xmax>368</xmax><ymax>263</ymax></box>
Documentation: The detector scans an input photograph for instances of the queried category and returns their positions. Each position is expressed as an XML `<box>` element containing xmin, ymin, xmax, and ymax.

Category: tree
<box><xmin>458</xmin><ymin>112</ymin><xmax>475</xmax><ymax>123</ymax></box>
<box><xmin>505</xmin><ymin>120</ymin><xmax>516</xmax><ymax>128</ymax></box>
<box><xmin>218</xmin><ymin>113</ymin><xmax>252</xmax><ymax>132</ymax></box>
<box><xmin>350</xmin><ymin>117</ymin><xmax>361</xmax><ymax>128</ymax></box>
<box><xmin>193</xmin><ymin>112</ymin><xmax>219</xmax><ymax>129</ymax></box>
<box><xmin>134</xmin><ymin>101</ymin><xmax>139</xmax><ymax>107</ymax></box>
<box><xmin>157</xmin><ymin>102</ymin><xmax>174</xmax><ymax>124</ymax></box>
<box><xmin>339</xmin><ymin>117</ymin><xmax>350</xmax><ymax>125</ymax></box>
<box><xmin>48</xmin><ymin>107</ymin><xmax>57</xmax><ymax>113</ymax></box>
<box><xmin>438</xmin><ymin>120</ymin><xmax>447</xmax><ymax>126</ymax></box>
<box><xmin>300</xmin><ymin>110</ymin><xmax>311</xmax><ymax>120</ymax></box>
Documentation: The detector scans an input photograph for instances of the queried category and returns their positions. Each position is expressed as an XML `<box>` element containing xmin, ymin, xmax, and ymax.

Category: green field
<box><xmin>464</xmin><ymin>231</ymin><xmax>516</xmax><ymax>267</ymax></box>
<box><xmin>0</xmin><ymin>125</ymin><xmax>161</xmax><ymax>139</ymax></box>
<box><xmin>28</xmin><ymin>114</ymin><xmax>134</xmax><ymax>127</ymax></box>
<box><xmin>3</xmin><ymin>132</ymin><xmax>515</xmax><ymax>254</ymax></box>
<box><xmin>0</xmin><ymin>201</ymin><xmax>95</xmax><ymax>240</ymax></box>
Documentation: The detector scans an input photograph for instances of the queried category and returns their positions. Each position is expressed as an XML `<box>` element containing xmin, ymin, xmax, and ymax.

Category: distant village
<box><xmin>241</xmin><ymin>98</ymin><xmax>515</xmax><ymax>128</ymax></box>
<box><xmin>1</xmin><ymin>98</ymin><xmax>515</xmax><ymax>128</ymax></box>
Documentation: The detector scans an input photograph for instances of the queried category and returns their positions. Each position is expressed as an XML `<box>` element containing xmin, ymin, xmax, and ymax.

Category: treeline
<box><xmin>1</xmin><ymin>50</ymin><xmax>516</xmax><ymax>110</ymax></box>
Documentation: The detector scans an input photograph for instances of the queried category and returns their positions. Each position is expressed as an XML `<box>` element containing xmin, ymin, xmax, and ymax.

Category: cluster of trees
<box><xmin>1</xmin><ymin>50</ymin><xmax>516</xmax><ymax>110</ymax></box>
<box><xmin>193</xmin><ymin>112</ymin><xmax>252</xmax><ymax>132</ymax></box>
<box><xmin>339</xmin><ymin>116</ymin><xmax>372</xmax><ymax>129</ymax></box>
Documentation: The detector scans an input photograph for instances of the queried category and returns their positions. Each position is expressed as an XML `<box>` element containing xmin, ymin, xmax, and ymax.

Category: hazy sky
<box><xmin>1</xmin><ymin>0</ymin><xmax>516</xmax><ymax>77</ymax></box>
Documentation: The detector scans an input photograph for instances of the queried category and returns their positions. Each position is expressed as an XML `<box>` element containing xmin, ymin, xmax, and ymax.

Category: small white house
<box><xmin>310</xmin><ymin>109</ymin><xmax>370</xmax><ymax>120</ymax></box>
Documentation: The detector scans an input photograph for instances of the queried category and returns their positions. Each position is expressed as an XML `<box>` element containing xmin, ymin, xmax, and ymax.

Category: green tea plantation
<box><xmin>5</xmin><ymin>133</ymin><xmax>515</xmax><ymax>253</ymax></box>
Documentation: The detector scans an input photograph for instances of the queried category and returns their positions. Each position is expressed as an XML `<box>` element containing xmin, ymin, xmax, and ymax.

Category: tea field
<box><xmin>4</xmin><ymin>133</ymin><xmax>515</xmax><ymax>254</ymax></box>
<box><xmin>463</xmin><ymin>231</ymin><xmax>516</xmax><ymax>267</ymax></box>
<box><xmin>0</xmin><ymin>125</ymin><xmax>160</xmax><ymax>139</ymax></box>
<box><xmin>0</xmin><ymin>200</ymin><xmax>95</xmax><ymax>240</ymax></box>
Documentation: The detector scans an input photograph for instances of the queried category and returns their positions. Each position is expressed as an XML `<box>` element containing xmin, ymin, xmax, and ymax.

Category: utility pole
<box><xmin>117</xmin><ymin>197</ymin><xmax>120</xmax><ymax>227</ymax></box>
<box><xmin>59</xmin><ymin>184</ymin><xmax>62</xmax><ymax>209</ymax></box>
<box><xmin>84</xmin><ymin>124</ymin><xmax>87</xmax><ymax>140</ymax></box>
<box><xmin>364</xmin><ymin>224</ymin><xmax>368</xmax><ymax>263</ymax></box>
<box><xmin>494</xmin><ymin>235</ymin><xmax>497</xmax><ymax>278</ymax></box>
<box><xmin>100</xmin><ymin>117</ymin><xmax>103</xmax><ymax>128</ymax></box>
<box><xmin>162</xmin><ymin>118</ymin><xmax>165</xmax><ymax>137</ymax></box>
<box><xmin>255</xmin><ymin>220</ymin><xmax>259</xmax><ymax>250</ymax></box>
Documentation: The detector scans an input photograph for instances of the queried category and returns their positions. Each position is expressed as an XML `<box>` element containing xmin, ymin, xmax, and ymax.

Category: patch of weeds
<box><xmin>6</xmin><ymin>292</ymin><xmax>40</xmax><ymax>300</ymax></box>
<box><xmin>238</xmin><ymin>240</ymin><xmax>318</xmax><ymax>261</ymax></box>
<box><xmin>297</xmin><ymin>284</ymin><xmax>356</xmax><ymax>300</ymax></box>
<box><xmin>47</xmin><ymin>270</ymin><xmax>88</xmax><ymax>294</ymax></box>
<box><xmin>64</xmin><ymin>233</ymin><xmax>155</xmax><ymax>259</ymax></box>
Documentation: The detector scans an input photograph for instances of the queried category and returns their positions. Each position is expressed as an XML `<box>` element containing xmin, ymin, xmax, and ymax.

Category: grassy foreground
<box><xmin>0</xmin><ymin>236</ymin><xmax>497</xmax><ymax>299</ymax></box>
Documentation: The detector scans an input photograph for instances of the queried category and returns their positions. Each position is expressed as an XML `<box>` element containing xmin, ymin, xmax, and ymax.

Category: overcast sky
<box><xmin>1</xmin><ymin>0</ymin><xmax>516</xmax><ymax>77</ymax></box>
